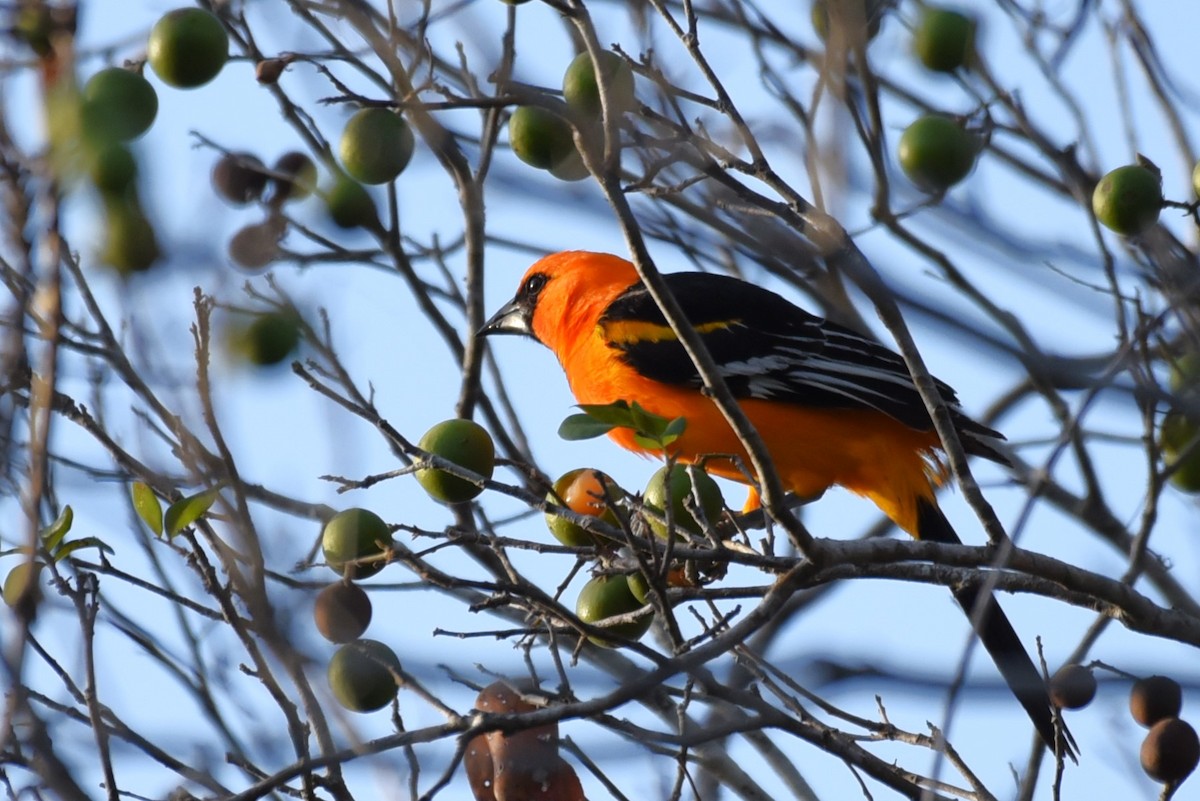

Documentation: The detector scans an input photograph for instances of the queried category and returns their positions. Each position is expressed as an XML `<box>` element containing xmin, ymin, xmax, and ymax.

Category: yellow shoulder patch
<box><xmin>600</xmin><ymin>318</ymin><xmax>738</xmax><ymax>345</ymax></box>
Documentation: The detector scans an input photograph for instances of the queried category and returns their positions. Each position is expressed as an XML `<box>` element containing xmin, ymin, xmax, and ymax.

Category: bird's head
<box><xmin>479</xmin><ymin>251</ymin><xmax>640</xmax><ymax>354</ymax></box>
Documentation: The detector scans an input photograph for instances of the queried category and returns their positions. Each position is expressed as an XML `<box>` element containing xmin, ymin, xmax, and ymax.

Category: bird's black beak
<box><xmin>478</xmin><ymin>295</ymin><xmax>533</xmax><ymax>338</ymax></box>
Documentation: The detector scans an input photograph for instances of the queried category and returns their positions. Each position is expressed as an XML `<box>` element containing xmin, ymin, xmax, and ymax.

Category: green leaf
<box><xmin>131</xmin><ymin>481</ymin><xmax>163</xmax><ymax>536</ymax></box>
<box><xmin>628</xmin><ymin>401</ymin><xmax>670</xmax><ymax>438</ymax></box>
<box><xmin>558</xmin><ymin>413</ymin><xmax>616</xmax><ymax>441</ymax></box>
<box><xmin>660</xmin><ymin>416</ymin><xmax>688</xmax><ymax>446</ymax></box>
<box><xmin>51</xmin><ymin>537</ymin><xmax>115</xmax><ymax>562</ymax></box>
<box><xmin>632</xmin><ymin>431</ymin><xmax>662</xmax><ymax>450</ymax></box>
<box><xmin>40</xmin><ymin>506</ymin><xmax>73</xmax><ymax>552</ymax></box>
<box><xmin>575</xmin><ymin>400</ymin><xmax>635</xmax><ymax>426</ymax></box>
<box><xmin>164</xmin><ymin>488</ymin><xmax>220</xmax><ymax>537</ymax></box>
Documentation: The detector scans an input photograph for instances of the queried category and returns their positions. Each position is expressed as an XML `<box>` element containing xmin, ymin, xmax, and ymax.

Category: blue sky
<box><xmin>6</xmin><ymin>1</ymin><xmax>1200</xmax><ymax>799</ymax></box>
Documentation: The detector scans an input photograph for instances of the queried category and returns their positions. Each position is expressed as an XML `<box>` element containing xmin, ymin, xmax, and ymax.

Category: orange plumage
<box><xmin>481</xmin><ymin>250</ymin><xmax>1071</xmax><ymax>758</ymax></box>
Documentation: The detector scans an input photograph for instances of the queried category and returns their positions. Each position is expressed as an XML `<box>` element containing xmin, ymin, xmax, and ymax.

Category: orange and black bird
<box><xmin>481</xmin><ymin>250</ymin><xmax>1071</xmax><ymax>756</ymax></box>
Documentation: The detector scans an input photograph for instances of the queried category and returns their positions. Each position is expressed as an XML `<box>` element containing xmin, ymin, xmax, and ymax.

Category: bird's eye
<box><xmin>522</xmin><ymin>273</ymin><xmax>547</xmax><ymax>297</ymax></box>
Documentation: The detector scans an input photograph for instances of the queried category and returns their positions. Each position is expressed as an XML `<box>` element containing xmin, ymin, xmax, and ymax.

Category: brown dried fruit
<box><xmin>1131</xmin><ymin>675</ymin><xmax>1183</xmax><ymax>728</ymax></box>
<box><xmin>227</xmin><ymin>217</ymin><xmax>284</xmax><ymax>270</ymax></box>
<box><xmin>313</xmin><ymin>581</ymin><xmax>372</xmax><ymax>643</ymax></box>
<box><xmin>1048</xmin><ymin>663</ymin><xmax>1097</xmax><ymax>710</ymax></box>
<box><xmin>473</xmin><ymin>680</ymin><xmax>566</xmax><ymax>801</ymax></box>
<box><xmin>270</xmin><ymin>151</ymin><xmax>318</xmax><ymax>203</ymax></box>
<box><xmin>464</xmin><ymin>732</ymin><xmax>496</xmax><ymax>801</ymax></box>
<box><xmin>212</xmin><ymin>152</ymin><xmax>268</xmax><ymax>205</ymax></box>
<box><xmin>1141</xmin><ymin>718</ymin><xmax>1200</xmax><ymax>785</ymax></box>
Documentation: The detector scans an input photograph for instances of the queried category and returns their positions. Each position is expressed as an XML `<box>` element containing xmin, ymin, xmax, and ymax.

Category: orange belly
<box><xmin>568</xmin><ymin>359</ymin><xmax>946</xmax><ymax>536</ymax></box>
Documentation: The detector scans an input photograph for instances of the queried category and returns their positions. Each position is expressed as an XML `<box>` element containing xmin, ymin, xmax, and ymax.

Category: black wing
<box><xmin>600</xmin><ymin>272</ymin><xmax>1007</xmax><ymax>462</ymax></box>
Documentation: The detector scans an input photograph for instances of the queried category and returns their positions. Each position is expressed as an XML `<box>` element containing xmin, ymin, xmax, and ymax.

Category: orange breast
<box><xmin>563</xmin><ymin>342</ymin><xmax>946</xmax><ymax>536</ymax></box>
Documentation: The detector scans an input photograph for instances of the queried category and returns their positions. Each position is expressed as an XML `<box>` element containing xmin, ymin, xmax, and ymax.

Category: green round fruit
<box><xmin>544</xmin><ymin>468</ymin><xmax>624</xmax><ymax>547</ymax></box>
<box><xmin>642</xmin><ymin>464</ymin><xmax>724</xmax><ymax>539</ymax></box>
<box><xmin>898</xmin><ymin>115</ymin><xmax>977</xmax><ymax>191</ymax></box>
<box><xmin>1170</xmin><ymin>353</ymin><xmax>1200</xmax><ymax>398</ymax></box>
<box><xmin>575</xmin><ymin>574</ymin><xmax>651</xmax><ymax>646</ymax></box>
<box><xmin>414</xmin><ymin>419</ymin><xmax>495</xmax><ymax>503</ymax></box>
<box><xmin>1192</xmin><ymin>161</ymin><xmax>1200</xmax><ymax>199</ymax></box>
<box><xmin>86</xmin><ymin>141</ymin><xmax>138</xmax><ymax>194</ymax></box>
<box><xmin>627</xmin><ymin>570</ymin><xmax>651</xmax><ymax>606</ymax></box>
<box><xmin>324</xmin><ymin>175</ymin><xmax>378</xmax><ymax>229</ymax></box>
<box><xmin>271</xmin><ymin>151</ymin><xmax>318</xmax><ymax>202</ymax></box>
<box><xmin>314</xmin><ymin>581</ymin><xmax>373</xmax><ymax>643</ymax></box>
<box><xmin>147</xmin><ymin>8</ymin><xmax>229</xmax><ymax>89</ymax></box>
<box><xmin>82</xmin><ymin>67</ymin><xmax>158</xmax><ymax>141</ymax></box>
<box><xmin>321</xmin><ymin>508</ymin><xmax>391</xmax><ymax>579</ymax></box>
<box><xmin>225</xmin><ymin>310</ymin><xmax>301</xmax><ymax>366</ymax></box>
<box><xmin>548</xmin><ymin>145</ymin><xmax>589</xmax><ymax>182</ymax></box>
<box><xmin>508</xmin><ymin>106</ymin><xmax>576</xmax><ymax>170</ymax></box>
<box><xmin>811</xmin><ymin>0</ymin><xmax>884</xmax><ymax>43</ymax></box>
<box><xmin>913</xmin><ymin>7</ymin><xmax>976</xmax><ymax>73</ymax></box>
<box><xmin>1093</xmin><ymin>164</ymin><xmax>1162</xmax><ymax>236</ymax></box>
<box><xmin>339</xmin><ymin>108</ymin><xmax>415</xmax><ymax>185</ymax></box>
<box><xmin>327</xmin><ymin>638</ymin><xmax>401</xmax><ymax>712</ymax></box>
<box><xmin>212</xmin><ymin>152</ymin><xmax>268</xmax><ymax>205</ymax></box>
<box><xmin>1160</xmin><ymin>411</ymin><xmax>1200</xmax><ymax>493</ymax></box>
<box><xmin>562</xmin><ymin>51</ymin><xmax>635</xmax><ymax>118</ymax></box>
<box><xmin>100</xmin><ymin>198</ymin><xmax>160</xmax><ymax>275</ymax></box>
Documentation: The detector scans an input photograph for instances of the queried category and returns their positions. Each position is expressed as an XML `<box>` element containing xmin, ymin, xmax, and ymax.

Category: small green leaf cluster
<box><xmin>558</xmin><ymin>399</ymin><xmax>687</xmax><ymax>450</ymax></box>
<box><xmin>131</xmin><ymin>482</ymin><xmax>222</xmax><ymax>538</ymax></box>
<box><xmin>3</xmin><ymin>506</ymin><xmax>116</xmax><ymax>614</ymax></box>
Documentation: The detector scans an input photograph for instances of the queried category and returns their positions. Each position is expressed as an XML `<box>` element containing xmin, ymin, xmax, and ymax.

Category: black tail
<box><xmin>916</xmin><ymin>499</ymin><xmax>1076</xmax><ymax>761</ymax></box>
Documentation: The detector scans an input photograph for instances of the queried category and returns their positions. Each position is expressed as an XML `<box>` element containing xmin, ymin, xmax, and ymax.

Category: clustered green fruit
<box><xmin>508</xmin><ymin>106</ymin><xmax>584</xmax><ymax>180</ymax></box>
<box><xmin>913</xmin><ymin>7</ymin><xmax>976</xmax><ymax>73</ymax></box>
<box><xmin>147</xmin><ymin>8</ymin><xmax>229</xmax><ymax>89</ymax></box>
<box><xmin>414</xmin><ymin>419</ymin><xmax>496</xmax><ymax>503</ymax></box>
<box><xmin>641</xmin><ymin>463</ymin><xmax>725</xmax><ymax>539</ymax></box>
<box><xmin>72</xmin><ymin>65</ymin><xmax>161</xmax><ymax>274</ymax></box>
<box><xmin>562</xmin><ymin>51</ymin><xmax>636</xmax><ymax>118</ymax></box>
<box><xmin>321</xmin><ymin>508</ymin><xmax>391</xmax><ymax>580</ymax></box>
<box><xmin>82</xmin><ymin>67</ymin><xmax>158</xmax><ymax>142</ymax></box>
<box><xmin>1092</xmin><ymin>164</ymin><xmax>1162</xmax><ymax>236</ymax></box>
<box><xmin>327</xmin><ymin>638</ymin><xmax>401</xmax><ymax>712</ymax></box>
<box><xmin>323</xmin><ymin>175</ymin><xmax>379</xmax><ymax>229</ymax></box>
<box><xmin>339</xmin><ymin>108</ymin><xmax>415</xmax><ymax>185</ymax></box>
<box><xmin>544</xmin><ymin>468</ymin><xmax>625</xmax><ymax>547</ymax></box>
<box><xmin>1161</xmin><ymin>354</ymin><xmax>1200</xmax><ymax>491</ymax></box>
<box><xmin>99</xmin><ymin>198</ymin><xmax>160</xmax><ymax>275</ymax></box>
<box><xmin>898</xmin><ymin>115</ymin><xmax>978</xmax><ymax>192</ymax></box>
<box><xmin>1161</xmin><ymin>411</ymin><xmax>1200</xmax><ymax>492</ymax></box>
<box><xmin>87</xmin><ymin>142</ymin><xmax>138</xmax><ymax>194</ymax></box>
<box><xmin>509</xmin><ymin>106</ymin><xmax>572</xmax><ymax>169</ymax></box>
<box><xmin>224</xmin><ymin>309</ymin><xmax>302</xmax><ymax>366</ymax></box>
<box><xmin>810</xmin><ymin>0</ymin><xmax>885</xmax><ymax>44</ymax></box>
<box><xmin>575</xmin><ymin>574</ymin><xmax>651</xmax><ymax>647</ymax></box>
